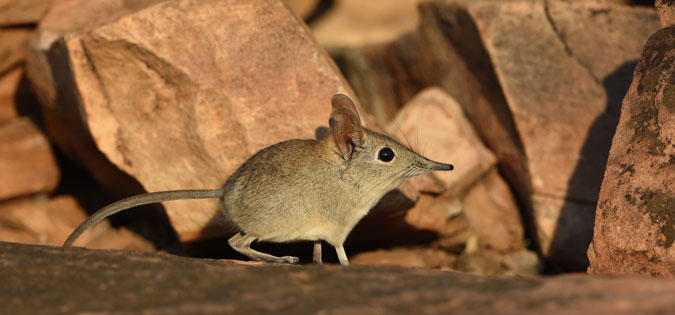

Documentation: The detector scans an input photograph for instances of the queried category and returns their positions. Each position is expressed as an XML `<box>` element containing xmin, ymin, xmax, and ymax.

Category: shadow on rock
<box><xmin>548</xmin><ymin>60</ymin><xmax>638</xmax><ymax>272</ymax></box>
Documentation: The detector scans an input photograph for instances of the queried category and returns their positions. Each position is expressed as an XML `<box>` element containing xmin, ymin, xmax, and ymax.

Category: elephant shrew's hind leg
<box><xmin>228</xmin><ymin>232</ymin><xmax>299</xmax><ymax>264</ymax></box>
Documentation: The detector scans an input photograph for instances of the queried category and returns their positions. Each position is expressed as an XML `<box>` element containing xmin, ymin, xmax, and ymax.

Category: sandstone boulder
<box><xmin>25</xmin><ymin>0</ymin><xmax>170</xmax><ymax>202</ymax></box>
<box><xmin>454</xmin><ymin>248</ymin><xmax>540</xmax><ymax>276</ymax></box>
<box><xmin>0</xmin><ymin>196</ymin><xmax>81</xmax><ymax>245</ymax></box>
<box><xmin>388</xmin><ymin>88</ymin><xmax>496</xmax><ymax>194</ymax></box>
<box><xmin>311</xmin><ymin>0</ymin><xmax>421</xmax><ymax>49</ymax></box>
<box><xmin>404</xmin><ymin>193</ymin><xmax>472</xmax><ymax>251</ymax></box>
<box><xmin>26</xmin><ymin>0</ymin><xmax>359</xmax><ymax>242</ymax></box>
<box><xmin>0</xmin><ymin>118</ymin><xmax>58</xmax><ymax>200</ymax></box>
<box><xmin>333</xmin><ymin>0</ymin><xmax>658</xmax><ymax>271</ymax></box>
<box><xmin>351</xmin><ymin>241</ymin><xmax>539</xmax><ymax>276</ymax></box>
<box><xmin>587</xmin><ymin>26</ymin><xmax>675</xmax><ymax>278</ymax></box>
<box><xmin>461</xmin><ymin>169</ymin><xmax>525</xmax><ymax>253</ymax></box>
<box><xmin>351</xmin><ymin>246</ymin><xmax>454</xmax><ymax>269</ymax></box>
<box><xmin>0</xmin><ymin>67</ymin><xmax>22</xmax><ymax>122</ymax></box>
<box><xmin>0</xmin><ymin>195</ymin><xmax>155</xmax><ymax>251</ymax></box>
<box><xmin>351</xmin><ymin>88</ymin><xmax>528</xmax><ymax>272</ymax></box>
<box><xmin>656</xmin><ymin>0</ymin><xmax>674</xmax><ymax>28</ymax></box>
<box><xmin>3</xmin><ymin>241</ymin><xmax>675</xmax><ymax>313</ymax></box>
<box><xmin>0</xmin><ymin>0</ymin><xmax>52</xmax><ymax>26</ymax></box>
<box><xmin>285</xmin><ymin>0</ymin><xmax>320</xmax><ymax>20</ymax></box>
<box><xmin>389</xmin><ymin>88</ymin><xmax>524</xmax><ymax>253</ymax></box>
<box><xmin>0</xmin><ymin>28</ymin><xmax>31</xmax><ymax>74</ymax></box>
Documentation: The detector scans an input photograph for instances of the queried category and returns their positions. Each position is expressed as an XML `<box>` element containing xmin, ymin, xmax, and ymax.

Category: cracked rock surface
<box><xmin>26</xmin><ymin>0</ymin><xmax>358</xmax><ymax>242</ymax></box>
<box><xmin>460</xmin><ymin>0</ymin><xmax>658</xmax><ymax>271</ymax></box>
<box><xmin>331</xmin><ymin>0</ymin><xmax>659</xmax><ymax>271</ymax></box>
<box><xmin>588</xmin><ymin>25</ymin><xmax>675</xmax><ymax>278</ymax></box>
<box><xmin>3</xmin><ymin>241</ymin><xmax>675</xmax><ymax>314</ymax></box>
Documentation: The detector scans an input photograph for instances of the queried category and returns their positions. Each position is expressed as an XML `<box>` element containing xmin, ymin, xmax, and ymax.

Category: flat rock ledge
<box><xmin>1</xmin><ymin>241</ymin><xmax>674</xmax><ymax>314</ymax></box>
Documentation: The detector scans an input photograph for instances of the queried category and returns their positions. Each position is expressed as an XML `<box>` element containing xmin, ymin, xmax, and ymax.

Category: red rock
<box><xmin>350</xmin><ymin>248</ymin><xmax>455</xmax><ymax>268</ymax></box>
<box><xmin>656</xmin><ymin>0</ymin><xmax>674</xmax><ymax>28</ymax></box>
<box><xmin>463</xmin><ymin>169</ymin><xmax>524</xmax><ymax>253</ymax></box>
<box><xmin>388</xmin><ymin>87</ymin><xmax>496</xmax><ymax>194</ymax></box>
<box><xmin>351</xmin><ymin>247</ymin><xmax>454</xmax><ymax>268</ymax></box>
<box><xmin>351</xmin><ymin>243</ymin><xmax>539</xmax><ymax>275</ymax></box>
<box><xmin>402</xmin><ymin>194</ymin><xmax>473</xmax><ymax>252</ymax></box>
<box><xmin>390</xmin><ymin>88</ymin><xmax>523</xmax><ymax>253</ymax></box>
<box><xmin>500</xmin><ymin>249</ymin><xmax>542</xmax><ymax>276</ymax></box>
<box><xmin>404</xmin><ymin>184</ymin><xmax>526</xmax><ymax>255</ymax></box>
<box><xmin>336</xmin><ymin>0</ymin><xmax>658</xmax><ymax>270</ymax></box>
<box><xmin>0</xmin><ymin>0</ymin><xmax>52</xmax><ymax>26</ymax></box>
<box><xmin>27</xmin><ymin>0</ymin><xmax>359</xmax><ymax>242</ymax></box>
<box><xmin>588</xmin><ymin>26</ymin><xmax>675</xmax><ymax>278</ymax></box>
<box><xmin>455</xmin><ymin>248</ymin><xmax>540</xmax><ymax>276</ymax></box>
<box><xmin>37</xmin><ymin>0</ymin><xmax>163</xmax><ymax>34</ymax></box>
<box><xmin>0</xmin><ymin>67</ymin><xmax>21</xmax><ymax>122</ymax></box>
<box><xmin>405</xmin><ymin>194</ymin><xmax>463</xmax><ymax>233</ymax></box>
<box><xmin>22</xmin><ymin>1</ymin><xmax>168</xmax><ymax>206</ymax></box>
<box><xmin>544</xmin><ymin>0</ymin><xmax>660</xmax><ymax>81</ymax></box>
<box><xmin>456</xmin><ymin>1</ymin><xmax>657</xmax><ymax>270</ymax></box>
<box><xmin>285</xmin><ymin>0</ymin><xmax>319</xmax><ymax>20</ymax></box>
<box><xmin>25</xmin><ymin>0</ymin><xmax>169</xmax><ymax>132</ymax></box>
<box><xmin>311</xmin><ymin>0</ymin><xmax>421</xmax><ymax>48</ymax></box>
<box><xmin>0</xmin><ymin>118</ymin><xmax>58</xmax><ymax>200</ymax></box>
<box><xmin>0</xmin><ymin>196</ymin><xmax>155</xmax><ymax>251</ymax></box>
<box><xmin>455</xmin><ymin>250</ymin><xmax>505</xmax><ymax>275</ymax></box>
<box><xmin>0</xmin><ymin>196</ymin><xmax>86</xmax><ymax>245</ymax></box>
<box><xmin>407</xmin><ymin>173</ymin><xmax>446</xmax><ymax>195</ymax></box>
<box><xmin>532</xmin><ymin>194</ymin><xmax>596</xmax><ymax>265</ymax></box>
<box><xmin>81</xmin><ymin>226</ymin><xmax>155</xmax><ymax>252</ymax></box>
<box><xmin>5</xmin><ymin>241</ymin><xmax>675</xmax><ymax>314</ymax></box>
<box><xmin>0</xmin><ymin>28</ymin><xmax>32</xmax><ymax>74</ymax></box>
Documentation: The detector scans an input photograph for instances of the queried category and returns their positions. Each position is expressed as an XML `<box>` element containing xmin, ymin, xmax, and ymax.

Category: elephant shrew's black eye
<box><xmin>378</xmin><ymin>147</ymin><xmax>395</xmax><ymax>162</ymax></box>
